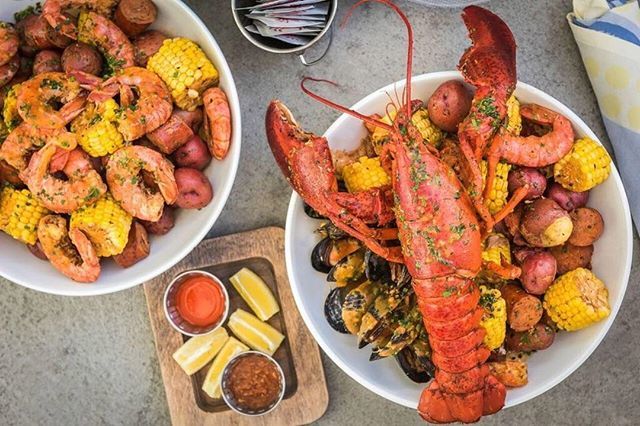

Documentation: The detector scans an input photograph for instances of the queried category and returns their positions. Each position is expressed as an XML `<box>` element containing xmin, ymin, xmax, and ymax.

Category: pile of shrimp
<box><xmin>0</xmin><ymin>0</ymin><xmax>232</xmax><ymax>283</ymax></box>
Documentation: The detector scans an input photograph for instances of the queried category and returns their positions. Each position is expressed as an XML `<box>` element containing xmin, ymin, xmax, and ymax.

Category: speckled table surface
<box><xmin>1</xmin><ymin>0</ymin><xmax>638</xmax><ymax>425</ymax></box>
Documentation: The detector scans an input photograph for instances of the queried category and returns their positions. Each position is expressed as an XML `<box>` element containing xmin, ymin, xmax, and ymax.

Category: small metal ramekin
<box><xmin>220</xmin><ymin>351</ymin><xmax>286</xmax><ymax>416</ymax></box>
<box><xmin>163</xmin><ymin>270</ymin><xmax>230</xmax><ymax>337</ymax></box>
<box><xmin>230</xmin><ymin>0</ymin><xmax>338</xmax><ymax>66</ymax></box>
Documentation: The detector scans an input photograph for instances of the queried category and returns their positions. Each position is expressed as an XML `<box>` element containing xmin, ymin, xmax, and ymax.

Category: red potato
<box><xmin>27</xmin><ymin>241</ymin><xmax>48</xmax><ymax>260</ymax></box>
<box><xmin>132</xmin><ymin>30</ymin><xmax>167</xmax><ymax>67</ymax></box>
<box><xmin>546</xmin><ymin>182</ymin><xmax>589</xmax><ymax>211</ymax></box>
<box><xmin>172</xmin><ymin>135</ymin><xmax>211</xmax><ymax>170</ymax></box>
<box><xmin>501</xmin><ymin>283</ymin><xmax>543</xmax><ymax>332</ymax></box>
<box><xmin>174</xmin><ymin>108</ymin><xmax>204</xmax><ymax>133</ymax></box>
<box><xmin>17</xmin><ymin>14</ymin><xmax>53</xmax><ymax>51</ymax></box>
<box><xmin>520</xmin><ymin>198</ymin><xmax>573</xmax><ymax>247</ymax></box>
<box><xmin>507</xmin><ymin>167</ymin><xmax>547</xmax><ymax>200</ymax></box>
<box><xmin>174</xmin><ymin>168</ymin><xmax>213</xmax><ymax>209</ymax></box>
<box><xmin>568</xmin><ymin>207</ymin><xmax>604</xmax><ymax>247</ymax></box>
<box><xmin>505</xmin><ymin>323</ymin><xmax>555</xmax><ymax>352</ymax></box>
<box><xmin>61</xmin><ymin>42</ymin><xmax>103</xmax><ymax>75</ymax></box>
<box><xmin>32</xmin><ymin>50</ymin><xmax>62</xmax><ymax>75</ymax></box>
<box><xmin>141</xmin><ymin>206</ymin><xmax>175</xmax><ymax>235</ymax></box>
<box><xmin>512</xmin><ymin>246</ymin><xmax>544</xmax><ymax>265</ymax></box>
<box><xmin>427</xmin><ymin>80</ymin><xmax>472</xmax><ymax>132</ymax></box>
<box><xmin>503</xmin><ymin>205</ymin><xmax>527</xmax><ymax>246</ymax></box>
<box><xmin>114</xmin><ymin>0</ymin><xmax>158</xmax><ymax>37</ymax></box>
<box><xmin>113</xmin><ymin>222</ymin><xmax>150</xmax><ymax>268</ymax></box>
<box><xmin>520</xmin><ymin>252</ymin><xmax>556</xmax><ymax>295</ymax></box>
<box><xmin>549</xmin><ymin>243</ymin><xmax>593</xmax><ymax>275</ymax></box>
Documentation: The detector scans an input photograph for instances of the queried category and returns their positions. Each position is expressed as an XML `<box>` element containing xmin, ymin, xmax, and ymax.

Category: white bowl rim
<box><xmin>0</xmin><ymin>0</ymin><xmax>242</xmax><ymax>297</ymax></box>
<box><xmin>284</xmin><ymin>70</ymin><xmax>633</xmax><ymax>409</ymax></box>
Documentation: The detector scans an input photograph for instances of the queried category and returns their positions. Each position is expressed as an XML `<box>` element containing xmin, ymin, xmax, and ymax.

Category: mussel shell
<box><xmin>395</xmin><ymin>347</ymin><xmax>435</xmax><ymax>383</ymax></box>
<box><xmin>324</xmin><ymin>287</ymin><xmax>349</xmax><ymax>334</ymax></box>
<box><xmin>318</xmin><ymin>222</ymin><xmax>347</xmax><ymax>240</ymax></box>
<box><xmin>304</xmin><ymin>202</ymin><xmax>325</xmax><ymax>219</ymax></box>
<box><xmin>327</xmin><ymin>249</ymin><xmax>366</xmax><ymax>284</ymax></box>
<box><xmin>311</xmin><ymin>237</ymin><xmax>333</xmax><ymax>273</ymax></box>
<box><xmin>365</xmin><ymin>250</ymin><xmax>392</xmax><ymax>283</ymax></box>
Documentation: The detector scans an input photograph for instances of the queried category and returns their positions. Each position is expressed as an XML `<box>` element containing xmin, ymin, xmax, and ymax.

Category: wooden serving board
<box><xmin>143</xmin><ymin>227</ymin><xmax>329</xmax><ymax>425</ymax></box>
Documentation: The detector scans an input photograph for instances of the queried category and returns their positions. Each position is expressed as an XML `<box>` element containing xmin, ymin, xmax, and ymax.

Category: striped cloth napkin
<box><xmin>567</xmin><ymin>0</ymin><xmax>640</xmax><ymax>231</ymax></box>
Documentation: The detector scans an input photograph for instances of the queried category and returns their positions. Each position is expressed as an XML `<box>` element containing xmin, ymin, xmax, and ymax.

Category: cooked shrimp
<box><xmin>0</xmin><ymin>122</ymin><xmax>48</xmax><ymax>171</ymax></box>
<box><xmin>43</xmin><ymin>0</ymin><xmax>118</xmax><ymax>39</ymax></box>
<box><xmin>106</xmin><ymin>145</ymin><xmax>178</xmax><ymax>221</ymax></box>
<box><xmin>16</xmin><ymin>72</ymin><xmax>86</xmax><ymax>129</ymax></box>
<box><xmin>0</xmin><ymin>23</ymin><xmax>19</xmax><ymax>67</ymax></box>
<box><xmin>77</xmin><ymin>11</ymin><xmax>135</xmax><ymax>73</ymax></box>
<box><xmin>21</xmin><ymin>139</ymin><xmax>107</xmax><ymax>213</ymax></box>
<box><xmin>37</xmin><ymin>214</ymin><xmax>100</xmax><ymax>283</ymax></box>
<box><xmin>201</xmin><ymin>87</ymin><xmax>231</xmax><ymax>160</ymax></box>
<box><xmin>89</xmin><ymin>67</ymin><xmax>172</xmax><ymax>141</ymax></box>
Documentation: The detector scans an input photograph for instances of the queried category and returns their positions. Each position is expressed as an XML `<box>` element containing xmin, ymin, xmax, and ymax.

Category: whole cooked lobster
<box><xmin>265</xmin><ymin>1</ymin><xmax>524</xmax><ymax>422</ymax></box>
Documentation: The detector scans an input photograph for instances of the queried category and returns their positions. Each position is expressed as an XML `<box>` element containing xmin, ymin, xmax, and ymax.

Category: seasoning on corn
<box><xmin>505</xmin><ymin>94</ymin><xmax>522</xmax><ymax>135</ymax></box>
<box><xmin>543</xmin><ymin>268</ymin><xmax>610</xmax><ymax>331</ymax></box>
<box><xmin>369</xmin><ymin>108</ymin><xmax>443</xmax><ymax>153</ymax></box>
<box><xmin>0</xmin><ymin>186</ymin><xmax>50</xmax><ymax>245</ymax></box>
<box><xmin>481</xmin><ymin>233</ymin><xmax>511</xmax><ymax>266</ymax></box>
<box><xmin>480</xmin><ymin>160</ymin><xmax>511</xmax><ymax>214</ymax></box>
<box><xmin>3</xmin><ymin>84</ymin><xmax>21</xmax><ymax>131</ymax></box>
<box><xmin>71</xmin><ymin>99</ymin><xmax>124</xmax><ymax>157</ymax></box>
<box><xmin>70</xmin><ymin>193</ymin><xmax>132</xmax><ymax>257</ymax></box>
<box><xmin>342</xmin><ymin>156</ymin><xmax>390</xmax><ymax>193</ymax></box>
<box><xmin>147</xmin><ymin>38</ymin><xmax>219</xmax><ymax>111</ymax></box>
<box><xmin>479</xmin><ymin>285</ymin><xmax>507</xmax><ymax>350</ymax></box>
<box><xmin>553</xmin><ymin>137</ymin><xmax>611</xmax><ymax>192</ymax></box>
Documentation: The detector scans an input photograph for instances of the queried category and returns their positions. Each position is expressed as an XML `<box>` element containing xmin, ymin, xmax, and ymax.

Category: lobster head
<box><xmin>458</xmin><ymin>6</ymin><xmax>517</xmax><ymax>92</ymax></box>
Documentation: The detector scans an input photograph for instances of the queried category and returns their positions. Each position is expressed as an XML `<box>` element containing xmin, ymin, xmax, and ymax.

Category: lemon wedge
<box><xmin>229</xmin><ymin>267</ymin><xmax>280</xmax><ymax>321</ymax></box>
<box><xmin>228</xmin><ymin>309</ymin><xmax>285</xmax><ymax>356</ymax></box>
<box><xmin>201</xmin><ymin>336</ymin><xmax>248</xmax><ymax>398</ymax></box>
<box><xmin>172</xmin><ymin>327</ymin><xmax>229</xmax><ymax>376</ymax></box>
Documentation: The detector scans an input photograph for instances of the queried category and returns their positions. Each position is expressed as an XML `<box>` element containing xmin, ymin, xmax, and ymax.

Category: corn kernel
<box><xmin>0</xmin><ymin>187</ymin><xmax>50</xmax><ymax>245</ymax></box>
<box><xmin>342</xmin><ymin>156</ymin><xmax>390</xmax><ymax>193</ymax></box>
<box><xmin>554</xmin><ymin>137</ymin><xmax>611</xmax><ymax>192</ymax></box>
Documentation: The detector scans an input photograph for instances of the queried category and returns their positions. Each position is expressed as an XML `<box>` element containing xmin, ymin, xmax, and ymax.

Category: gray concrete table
<box><xmin>1</xmin><ymin>0</ymin><xmax>638</xmax><ymax>424</ymax></box>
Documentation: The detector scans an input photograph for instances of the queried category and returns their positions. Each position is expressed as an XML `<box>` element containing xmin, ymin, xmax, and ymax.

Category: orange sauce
<box><xmin>176</xmin><ymin>276</ymin><xmax>226</xmax><ymax>327</ymax></box>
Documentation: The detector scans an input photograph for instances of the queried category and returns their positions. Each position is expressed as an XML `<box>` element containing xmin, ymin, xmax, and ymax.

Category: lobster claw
<box><xmin>458</xmin><ymin>6</ymin><xmax>517</xmax><ymax>92</ymax></box>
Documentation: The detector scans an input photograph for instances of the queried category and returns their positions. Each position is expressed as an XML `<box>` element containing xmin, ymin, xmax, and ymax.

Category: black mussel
<box><xmin>342</xmin><ymin>281</ymin><xmax>377</xmax><ymax>334</ymax></box>
<box><xmin>311</xmin><ymin>237</ymin><xmax>333</xmax><ymax>273</ymax></box>
<box><xmin>318</xmin><ymin>222</ymin><xmax>347</xmax><ymax>240</ymax></box>
<box><xmin>324</xmin><ymin>287</ymin><xmax>349</xmax><ymax>334</ymax></box>
<box><xmin>390</xmin><ymin>263</ymin><xmax>411</xmax><ymax>287</ymax></box>
<box><xmin>327</xmin><ymin>249</ymin><xmax>366</xmax><ymax>285</ymax></box>
<box><xmin>365</xmin><ymin>250</ymin><xmax>392</xmax><ymax>283</ymax></box>
<box><xmin>304</xmin><ymin>202</ymin><xmax>325</xmax><ymax>219</ymax></box>
<box><xmin>395</xmin><ymin>347</ymin><xmax>435</xmax><ymax>383</ymax></box>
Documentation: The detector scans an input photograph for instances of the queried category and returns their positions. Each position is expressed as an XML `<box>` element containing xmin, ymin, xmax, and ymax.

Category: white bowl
<box><xmin>285</xmin><ymin>71</ymin><xmax>633</xmax><ymax>409</ymax></box>
<box><xmin>0</xmin><ymin>0</ymin><xmax>241</xmax><ymax>296</ymax></box>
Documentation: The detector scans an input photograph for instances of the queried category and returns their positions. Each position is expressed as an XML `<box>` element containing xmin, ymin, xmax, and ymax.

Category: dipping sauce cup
<box><xmin>164</xmin><ymin>270</ymin><xmax>229</xmax><ymax>337</ymax></box>
<box><xmin>221</xmin><ymin>351</ymin><xmax>285</xmax><ymax>416</ymax></box>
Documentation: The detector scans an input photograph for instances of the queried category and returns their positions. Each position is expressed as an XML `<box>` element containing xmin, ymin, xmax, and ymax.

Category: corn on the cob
<box><xmin>370</xmin><ymin>108</ymin><xmax>444</xmax><ymax>152</ymax></box>
<box><xmin>147</xmin><ymin>38</ymin><xmax>218</xmax><ymax>111</ymax></box>
<box><xmin>70</xmin><ymin>193</ymin><xmax>132</xmax><ymax>257</ymax></box>
<box><xmin>3</xmin><ymin>84</ymin><xmax>21</xmax><ymax>131</ymax></box>
<box><xmin>411</xmin><ymin>108</ymin><xmax>444</xmax><ymax>147</ymax></box>
<box><xmin>482</xmin><ymin>233</ymin><xmax>511</xmax><ymax>265</ymax></box>
<box><xmin>0</xmin><ymin>186</ymin><xmax>49</xmax><ymax>244</ymax></box>
<box><xmin>342</xmin><ymin>156</ymin><xmax>390</xmax><ymax>193</ymax></box>
<box><xmin>71</xmin><ymin>99</ymin><xmax>124</xmax><ymax>157</ymax></box>
<box><xmin>480</xmin><ymin>160</ymin><xmax>511</xmax><ymax>214</ymax></box>
<box><xmin>479</xmin><ymin>285</ymin><xmax>507</xmax><ymax>350</ymax></box>
<box><xmin>543</xmin><ymin>268</ymin><xmax>610</xmax><ymax>331</ymax></box>
<box><xmin>505</xmin><ymin>94</ymin><xmax>522</xmax><ymax>135</ymax></box>
<box><xmin>553</xmin><ymin>137</ymin><xmax>611</xmax><ymax>192</ymax></box>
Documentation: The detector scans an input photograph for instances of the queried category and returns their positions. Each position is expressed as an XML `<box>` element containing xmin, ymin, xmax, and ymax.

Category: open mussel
<box><xmin>365</xmin><ymin>250</ymin><xmax>392</xmax><ymax>283</ymax></box>
<box><xmin>356</xmin><ymin>281</ymin><xmax>412</xmax><ymax>348</ymax></box>
<box><xmin>304</xmin><ymin>202</ymin><xmax>325</xmax><ymax>219</ymax></box>
<box><xmin>342</xmin><ymin>281</ymin><xmax>379</xmax><ymax>334</ymax></box>
<box><xmin>369</xmin><ymin>304</ymin><xmax>420</xmax><ymax>360</ymax></box>
<box><xmin>311</xmin><ymin>236</ymin><xmax>361</xmax><ymax>273</ymax></box>
<box><xmin>395</xmin><ymin>326</ymin><xmax>435</xmax><ymax>383</ymax></box>
<box><xmin>324</xmin><ymin>287</ymin><xmax>349</xmax><ymax>334</ymax></box>
<box><xmin>327</xmin><ymin>248</ymin><xmax>366</xmax><ymax>286</ymax></box>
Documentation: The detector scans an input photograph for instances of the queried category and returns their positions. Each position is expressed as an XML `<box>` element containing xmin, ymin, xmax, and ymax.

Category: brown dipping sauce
<box><xmin>226</xmin><ymin>354</ymin><xmax>282</xmax><ymax>412</ymax></box>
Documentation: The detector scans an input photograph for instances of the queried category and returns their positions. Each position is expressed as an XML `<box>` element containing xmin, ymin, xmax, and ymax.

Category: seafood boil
<box><xmin>266</xmin><ymin>0</ymin><xmax>612</xmax><ymax>423</ymax></box>
<box><xmin>0</xmin><ymin>0</ymin><xmax>233</xmax><ymax>282</ymax></box>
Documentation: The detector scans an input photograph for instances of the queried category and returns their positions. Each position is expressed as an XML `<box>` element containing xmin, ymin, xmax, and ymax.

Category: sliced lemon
<box><xmin>201</xmin><ymin>336</ymin><xmax>249</xmax><ymax>398</ymax></box>
<box><xmin>228</xmin><ymin>309</ymin><xmax>285</xmax><ymax>356</ymax></box>
<box><xmin>229</xmin><ymin>267</ymin><xmax>280</xmax><ymax>321</ymax></box>
<box><xmin>172</xmin><ymin>327</ymin><xmax>229</xmax><ymax>376</ymax></box>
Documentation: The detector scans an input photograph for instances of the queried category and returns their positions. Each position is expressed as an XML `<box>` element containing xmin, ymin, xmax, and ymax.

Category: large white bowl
<box><xmin>285</xmin><ymin>71</ymin><xmax>633</xmax><ymax>409</ymax></box>
<box><xmin>0</xmin><ymin>0</ymin><xmax>241</xmax><ymax>296</ymax></box>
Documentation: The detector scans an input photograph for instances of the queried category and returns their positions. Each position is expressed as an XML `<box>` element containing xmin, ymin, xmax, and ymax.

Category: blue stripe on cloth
<box><xmin>602</xmin><ymin>116</ymin><xmax>640</xmax><ymax>230</ymax></box>
<box><xmin>573</xmin><ymin>1</ymin><xmax>640</xmax><ymax>46</ymax></box>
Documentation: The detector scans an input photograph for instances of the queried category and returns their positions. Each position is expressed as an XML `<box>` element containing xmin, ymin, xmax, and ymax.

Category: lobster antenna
<box><xmin>300</xmin><ymin>78</ymin><xmax>393</xmax><ymax>131</ymax></box>
<box><xmin>342</xmin><ymin>0</ymin><xmax>414</xmax><ymax>117</ymax></box>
